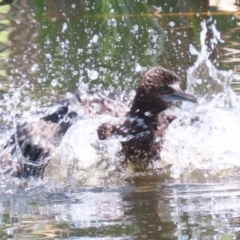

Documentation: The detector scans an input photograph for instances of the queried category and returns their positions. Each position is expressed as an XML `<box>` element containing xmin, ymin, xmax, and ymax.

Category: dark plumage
<box><xmin>0</xmin><ymin>89</ymin><xmax>130</xmax><ymax>178</ymax></box>
<box><xmin>0</xmin><ymin>107</ymin><xmax>77</xmax><ymax>178</ymax></box>
<box><xmin>97</xmin><ymin>67</ymin><xmax>197</xmax><ymax>163</ymax></box>
<box><xmin>0</xmin><ymin>66</ymin><xmax>196</xmax><ymax>178</ymax></box>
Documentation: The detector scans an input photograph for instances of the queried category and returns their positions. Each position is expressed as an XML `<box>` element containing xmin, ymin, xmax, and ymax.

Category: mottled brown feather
<box><xmin>97</xmin><ymin>66</ymin><xmax>195</xmax><ymax>164</ymax></box>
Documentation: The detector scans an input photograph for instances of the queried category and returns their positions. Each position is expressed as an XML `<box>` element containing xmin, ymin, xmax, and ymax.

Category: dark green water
<box><xmin>0</xmin><ymin>0</ymin><xmax>240</xmax><ymax>239</ymax></box>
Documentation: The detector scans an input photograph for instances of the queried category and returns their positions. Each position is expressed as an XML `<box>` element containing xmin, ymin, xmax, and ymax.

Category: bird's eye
<box><xmin>160</xmin><ymin>86</ymin><xmax>168</xmax><ymax>94</ymax></box>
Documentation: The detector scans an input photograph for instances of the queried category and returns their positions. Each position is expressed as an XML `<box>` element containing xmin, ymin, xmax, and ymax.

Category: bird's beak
<box><xmin>161</xmin><ymin>85</ymin><xmax>197</xmax><ymax>104</ymax></box>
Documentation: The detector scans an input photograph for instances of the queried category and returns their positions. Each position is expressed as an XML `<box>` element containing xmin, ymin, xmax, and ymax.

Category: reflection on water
<box><xmin>1</xmin><ymin>183</ymin><xmax>240</xmax><ymax>239</ymax></box>
<box><xmin>0</xmin><ymin>0</ymin><xmax>240</xmax><ymax>239</ymax></box>
<box><xmin>163</xmin><ymin>183</ymin><xmax>240</xmax><ymax>239</ymax></box>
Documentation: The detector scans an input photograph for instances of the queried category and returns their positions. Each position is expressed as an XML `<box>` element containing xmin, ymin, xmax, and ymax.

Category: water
<box><xmin>161</xmin><ymin>22</ymin><xmax>240</xmax><ymax>180</ymax></box>
<box><xmin>0</xmin><ymin>0</ymin><xmax>240</xmax><ymax>239</ymax></box>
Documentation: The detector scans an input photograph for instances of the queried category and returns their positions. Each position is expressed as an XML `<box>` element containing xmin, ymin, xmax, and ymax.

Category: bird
<box><xmin>0</xmin><ymin>88</ymin><xmax>132</xmax><ymax>178</ymax></box>
<box><xmin>0</xmin><ymin>66</ymin><xmax>197</xmax><ymax>178</ymax></box>
<box><xmin>0</xmin><ymin>106</ymin><xmax>77</xmax><ymax>178</ymax></box>
<box><xmin>97</xmin><ymin>66</ymin><xmax>197</xmax><ymax>165</ymax></box>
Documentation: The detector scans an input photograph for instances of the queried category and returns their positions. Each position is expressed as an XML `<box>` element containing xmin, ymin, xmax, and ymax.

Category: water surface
<box><xmin>0</xmin><ymin>0</ymin><xmax>240</xmax><ymax>239</ymax></box>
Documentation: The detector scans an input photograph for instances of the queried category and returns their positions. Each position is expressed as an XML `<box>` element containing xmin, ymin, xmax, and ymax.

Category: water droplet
<box><xmin>77</xmin><ymin>49</ymin><xmax>83</xmax><ymax>54</ymax></box>
<box><xmin>51</xmin><ymin>79</ymin><xmax>57</xmax><ymax>87</ymax></box>
<box><xmin>46</xmin><ymin>53</ymin><xmax>51</xmax><ymax>59</ymax></box>
<box><xmin>31</xmin><ymin>63</ymin><xmax>39</xmax><ymax>72</ymax></box>
<box><xmin>116</xmin><ymin>36</ymin><xmax>121</xmax><ymax>42</ymax></box>
<box><xmin>111</xmin><ymin>19</ymin><xmax>117</xmax><ymax>26</ymax></box>
<box><xmin>62</xmin><ymin>23</ymin><xmax>67</xmax><ymax>33</ymax></box>
<box><xmin>90</xmin><ymin>34</ymin><xmax>99</xmax><ymax>44</ymax></box>
<box><xmin>87</xmin><ymin>69</ymin><xmax>99</xmax><ymax>80</ymax></box>
<box><xmin>196</xmin><ymin>79</ymin><xmax>202</xmax><ymax>85</ymax></box>
<box><xmin>168</xmin><ymin>21</ymin><xmax>175</xmax><ymax>27</ymax></box>
<box><xmin>133</xmin><ymin>25</ymin><xmax>139</xmax><ymax>31</ymax></box>
<box><xmin>135</xmin><ymin>64</ymin><xmax>142</xmax><ymax>72</ymax></box>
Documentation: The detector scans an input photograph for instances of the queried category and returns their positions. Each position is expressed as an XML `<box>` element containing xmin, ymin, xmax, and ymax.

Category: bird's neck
<box><xmin>130</xmin><ymin>89</ymin><xmax>168</xmax><ymax>127</ymax></box>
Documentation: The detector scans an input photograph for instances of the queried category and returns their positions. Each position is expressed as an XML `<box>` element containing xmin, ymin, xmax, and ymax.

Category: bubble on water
<box><xmin>87</xmin><ymin>69</ymin><xmax>99</xmax><ymax>80</ymax></box>
<box><xmin>71</xmin><ymin>4</ymin><xmax>76</xmax><ymax>8</ymax></box>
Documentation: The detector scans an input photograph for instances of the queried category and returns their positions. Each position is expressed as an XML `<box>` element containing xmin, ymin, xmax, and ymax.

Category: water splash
<box><xmin>161</xmin><ymin>21</ymin><xmax>240</xmax><ymax>179</ymax></box>
<box><xmin>45</xmin><ymin>115</ymin><xmax>129</xmax><ymax>186</ymax></box>
<box><xmin>2</xmin><ymin>20</ymin><xmax>240</xmax><ymax>187</ymax></box>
